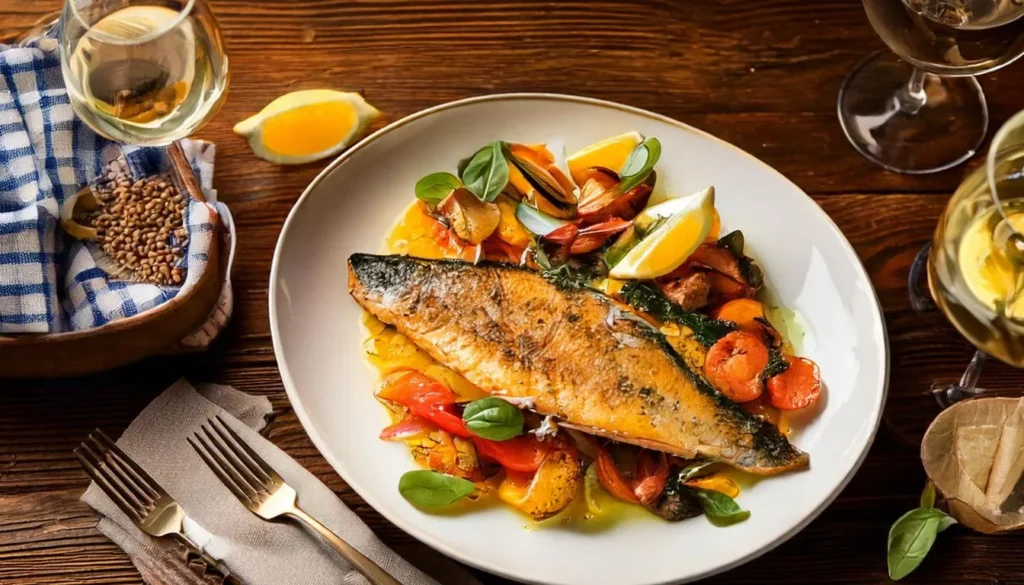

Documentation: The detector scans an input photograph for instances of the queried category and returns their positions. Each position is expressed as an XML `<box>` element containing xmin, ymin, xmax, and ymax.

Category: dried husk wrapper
<box><xmin>922</xmin><ymin>397</ymin><xmax>1024</xmax><ymax>533</ymax></box>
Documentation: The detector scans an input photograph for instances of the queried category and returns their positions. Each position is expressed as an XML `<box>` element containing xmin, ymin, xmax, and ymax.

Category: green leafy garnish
<box><xmin>415</xmin><ymin>172</ymin><xmax>461</xmax><ymax>205</ymax></box>
<box><xmin>460</xmin><ymin>141</ymin><xmax>508</xmax><ymax>202</ymax></box>
<box><xmin>887</xmin><ymin>483</ymin><xmax>956</xmax><ymax>581</ymax></box>
<box><xmin>763</xmin><ymin>348</ymin><xmax>790</xmax><ymax>379</ymax></box>
<box><xmin>398</xmin><ymin>470</ymin><xmax>476</xmax><ymax>508</ymax></box>
<box><xmin>618</xmin><ymin>281</ymin><xmax>736</xmax><ymax>346</ymax></box>
<box><xmin>462</xmin><ymin>397</ymin><xmax>524</xmax><ymax>441</ymax></box>
<box><xmin>542</xmin><ymin>259</ymin><xmax>602</xmax><ymax>290</ymax></box>
<box><xmin>693</xmin><ymin>488</ymin><xmax>750</xmax><ymax>526</ymax></box>
<box><xmin>619</xmin><ymin>137</ymin><xmax>661</xmax><ymax>193</ymax></box>
<box><xmin>604</xmin><ymin>225</ymin><xmax>640</xmax><ymax>269</ymax></box>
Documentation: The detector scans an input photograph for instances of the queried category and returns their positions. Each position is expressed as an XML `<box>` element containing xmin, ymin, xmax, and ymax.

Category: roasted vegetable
<box><xmin>704</xmin><ymin>331</ymin><xmax>770</xmax><ymax>403</ymax></box>
<box><xmin>766</xmin><ymin>355</ymin><xmax>822</xmax><ymax>410</ymax></box>
<box><xmin>498</xmin><ymin>450</ymin><xmax>582</xmax><ymax>520</ymax></box>
<box><xmin>495</xmin><ymin>195</ymin><xmax>532</xmax><ymax>248</ymax></box>
<box><xmin>648</xmin><ymin>477</ymin><xmax>703</xmax><ymax>522</ymax></box>
<box><xmin>437</xmin><ymin>187</ymin><xmax>501</xmax><ymax>245</ymax></box>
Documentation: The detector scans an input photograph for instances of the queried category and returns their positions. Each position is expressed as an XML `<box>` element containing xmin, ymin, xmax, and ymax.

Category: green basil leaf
<box><xmin>887</xmin><ymin>507</ymin><xmax>956</xmax><ymax>580</ymax></box>
<box><xmin>415</xmin><ymin>172</ymin><xmax>461</xmax><ymax>205</ymax></box>
<box><xmin>693</xmin><ymin>488</ymin><xmax>750</xmax><ymax>526</ymax></box>
<box><xmin>515</xmin><ymin>202</ymin><xmax>569</xmax><ymax>236</ymax></box>
<box><xmin>462</xmin><ymin>397</ymin><xmax>524</xmax><ymax>441</ymax></box>
<box><xmin>920</xmin><ymin>482</ymin><xmax>936</xmax><ymax>509</ymax></box>
<box><xmin>619</xmin><ymin>137</ymin><xmax>662</xmax><ymax>193</ymax></box>
<box><xmin>678</xmin><ymin>459</ymin><xmax>718</xmax><ymax>481</ymax></box>
<box><xmin>398</xmin><ymin>470</ymin><xmax>476</xmax><ymax>508</ymax></box>
<box><xmin>460</xmin><ymin>141</ymin><xmax>509</xmax><ymax>202</ymax></box>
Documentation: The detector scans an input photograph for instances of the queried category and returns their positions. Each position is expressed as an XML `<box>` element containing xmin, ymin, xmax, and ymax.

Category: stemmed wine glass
<box><xmin>839</xmin><ymin>0</ymin><xmax>1024</xmax><ymax>174</ymax></box>
<box><xmin>896</xmin><ymin>109</ymin><xmax>1024</xmax><ymax>443</ymax></box>
<box><xmin>58</xmin><ymin>0</ymin><xmax>229</xmax><ymax>146</ymax></box>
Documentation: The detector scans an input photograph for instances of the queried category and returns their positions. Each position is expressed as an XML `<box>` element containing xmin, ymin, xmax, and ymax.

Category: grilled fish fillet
<box><xmin>348</xmin><ymin>254</ymin><xmax>809</xmax><ymax>475</ymax></box>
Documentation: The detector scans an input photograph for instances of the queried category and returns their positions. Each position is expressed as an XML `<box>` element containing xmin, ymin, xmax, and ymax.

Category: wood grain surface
<box><xmin>3</xmin><ymin>1</ymin><xmax>1024</xmax><ymax>584</ymax></box>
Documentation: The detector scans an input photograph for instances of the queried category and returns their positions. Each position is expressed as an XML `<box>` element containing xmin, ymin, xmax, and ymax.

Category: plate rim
<box><xmin>269</xmin><ymin>92</ymin><xmax>891</xmax><ymax>585</ymax></box>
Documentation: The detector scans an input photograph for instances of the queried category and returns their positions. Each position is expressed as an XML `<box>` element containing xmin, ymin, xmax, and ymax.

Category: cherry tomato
<box><xmin>377</xmin><ymin>372</ymin><xmax>471</xmax><ymax>437</ymax></box>
<box><xmin>595</xmin><ymin>448</ymin><xmax>640</xmax><ymax>503</ymax></box>
<box><xmin>767</xmin><ymin>356</ymin><xmax>822</xmax><ymax>410</ymax></box>
<box><xmin>474</xmin><ymin>435</ymin><xmax>554</xmax><ymax>473</ymax></box>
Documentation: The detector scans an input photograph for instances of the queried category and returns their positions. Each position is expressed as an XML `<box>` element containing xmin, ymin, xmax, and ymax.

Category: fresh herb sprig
<box><xmin>887</xmin><ymin>482</ymin><xmax>956</xmax><ymax>581</ymax></box>
<box><xmin>460</xmin><ymin>141</ymin><xmax>508</xmax><ymax>202</ymax></box>
<box><xmin>618</xmin><ymin>281</ymin><xmax>736</xmax><ymax>346</ymax></box>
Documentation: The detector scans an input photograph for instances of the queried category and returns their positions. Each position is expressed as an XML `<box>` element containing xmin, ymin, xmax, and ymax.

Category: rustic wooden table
<box><xmin>3</xmin><ymin>1</ymin><xmax>1024</xmax><ymax>584</ymax></box>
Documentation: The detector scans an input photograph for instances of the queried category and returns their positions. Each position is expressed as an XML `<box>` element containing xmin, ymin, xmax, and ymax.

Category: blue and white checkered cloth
<box><xmin>0</xmin><ymin>33</ymin><xmax>221</xmax><ymax>334</ymax></box>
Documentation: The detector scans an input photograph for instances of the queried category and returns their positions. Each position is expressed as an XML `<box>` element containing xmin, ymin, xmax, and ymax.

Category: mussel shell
<box><xmin>508</xmin><ymin>143</ymin><xmax>577</xmax><ymax>219</ymax></box>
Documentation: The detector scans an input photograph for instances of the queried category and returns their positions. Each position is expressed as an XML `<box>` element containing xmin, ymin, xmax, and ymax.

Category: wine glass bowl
<box><xmin>839</xmin><ymin>0</ymin><xmax>1024</xmax><ymax>174</ymax></box>
<box><xmin>59</xmin><ymin>0</ymin><xmax>229</xmax><ymax>146</ymax></box>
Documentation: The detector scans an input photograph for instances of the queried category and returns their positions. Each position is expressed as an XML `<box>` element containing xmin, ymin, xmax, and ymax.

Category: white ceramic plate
<box><xmin>270</xmin><ymin>94</ymin><xmax>889</xmax><ymax>585</ymax></box>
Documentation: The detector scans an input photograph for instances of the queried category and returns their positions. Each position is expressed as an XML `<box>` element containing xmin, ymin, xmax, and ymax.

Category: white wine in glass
<box><xmin>60</xmin><ymin>0</ymin><xmax>229</xmax><ymax>146</ymax></box>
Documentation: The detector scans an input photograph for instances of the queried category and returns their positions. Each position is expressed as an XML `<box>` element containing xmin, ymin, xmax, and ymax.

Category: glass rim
<box><xmin>988</xmin><ymin>109</ymin><xmax>1024</xmax><ymax>223</ymax></box>
<box><xmin>67</xmin><ymin>0</ymin><xmax>197</xmax><ymax>46</ymax></box>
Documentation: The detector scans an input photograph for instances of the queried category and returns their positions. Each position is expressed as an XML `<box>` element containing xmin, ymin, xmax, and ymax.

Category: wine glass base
<box><xmin>838</xmin><ymin>50</ymin><xmax>988</xmax><ymax>175</ymax></box>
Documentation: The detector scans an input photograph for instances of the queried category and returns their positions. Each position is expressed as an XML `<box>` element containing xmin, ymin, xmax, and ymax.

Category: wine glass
<box><xmin>839</xmin><ymin>0</ymin><xmax>1024</xmax><ymax>174</ymax></box>
<box><xmin>896</xmin><ymin>109</ymin><xmax>1024</xmax><ymax>444</ymax></box>
<box><xmin>59</xmin><ymin>0</ymin><xmax>229</xmax><ymax>146</ymax></box>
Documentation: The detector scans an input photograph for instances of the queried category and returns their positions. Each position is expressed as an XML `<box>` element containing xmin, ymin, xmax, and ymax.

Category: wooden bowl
<box><xmin>0</xmin><ymin>143</ymin><xmax>222</xmax><ymax>378</ymax></box>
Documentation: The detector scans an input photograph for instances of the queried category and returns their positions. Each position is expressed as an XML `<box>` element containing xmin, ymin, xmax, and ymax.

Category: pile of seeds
<box><xmin>84</xmin><ymin>159</ymin><xmax>188</xmax><ymax>286</ymax></box>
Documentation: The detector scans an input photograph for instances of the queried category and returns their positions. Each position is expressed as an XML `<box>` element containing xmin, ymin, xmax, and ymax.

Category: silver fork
<box><xmin>188</xmin><ymin>415</ymin><xmax>401</xmax><ymax>585</ymax></box>
<box><xmin>74</xmin><ymin>430</ymin><xmax>231</xmax><ymax>580</ymax></box>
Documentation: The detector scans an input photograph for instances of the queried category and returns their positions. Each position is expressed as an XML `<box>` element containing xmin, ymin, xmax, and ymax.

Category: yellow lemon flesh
<box><xmin>566</xmin><ymin>131</ymin><xmax>643</xmax><ymax>186</ymax></box>
<box><xmin>610</xmin><ymin>186</ymin><xmax>716</xmax><ymax>280</ymax></box>
<box><xmin>959</xmin><ymin>211</ymin><xmax>1024</xmax><ymax>319</ymax></box>
<box><xmin>233</xmin><ymin>90</ymin><xmax>380</xmax><ymax>165</ymax></box>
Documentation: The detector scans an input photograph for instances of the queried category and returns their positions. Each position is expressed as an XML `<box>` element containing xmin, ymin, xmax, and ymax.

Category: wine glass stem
<box><xmin>898</xmin><ymin>68</ymin><xmax>928</xmax><ymax>115</ymax></box>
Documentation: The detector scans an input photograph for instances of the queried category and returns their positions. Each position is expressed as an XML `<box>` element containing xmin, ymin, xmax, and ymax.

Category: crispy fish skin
<box><xmin>348</xmin><ymin>253</ymin><xmax>809</xmax><ymax>475</ymax></box>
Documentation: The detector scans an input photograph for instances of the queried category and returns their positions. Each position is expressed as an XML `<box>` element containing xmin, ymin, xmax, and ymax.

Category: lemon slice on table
<box><xmin>609</xmin><ymin>187</ymin><xmax>716</xmax><ymax>280</ymax></box>
<box><xmin>233</xmin><ymin>90</ymin><xmax>381</xmax><ymax>165</ymax></box>
<box><xmin>566</xmin><ymin>131</ymin><xmax>643</xmax><ymax>186</ymax></box>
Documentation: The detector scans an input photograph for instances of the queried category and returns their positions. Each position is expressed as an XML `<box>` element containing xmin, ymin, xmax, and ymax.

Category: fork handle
<box><xmin>287</xmin><ymin>507</ymin><xmax>402</xmax><ymax>585</ymax></box>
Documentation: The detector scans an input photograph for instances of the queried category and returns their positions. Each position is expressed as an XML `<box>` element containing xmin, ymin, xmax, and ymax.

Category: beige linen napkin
<box><xmin>81</xmin><ymin>379</ymin><xmax>482</xmax><ymax>585</ymax></box>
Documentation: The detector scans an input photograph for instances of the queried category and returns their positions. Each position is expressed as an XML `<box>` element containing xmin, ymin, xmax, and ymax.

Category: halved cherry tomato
<box><xmin>379</xmin><ymin>415</ymin><xmax>436</xmax><ymax>441</ymax></box>
<box><xmin>704</xmin><ymin>331</ymin><xmax>770</xmax><ymax>403</ymax></box>
<box><xmin>474</xmin><ymin>435</ymin><xmax>554</xmax><ymax>473</ymax></box>
<box><xmin>767</xmin><ymin>356</ymin><xmax>822</xmax><ymax>410</ymax></box>
<box><xmin>377</xmin><ymin>372</ymin><xmax>471</xmax><ymax>437</ymax></box>
<box><xmin>632</xmin><ymin>450</ymin><xmax>669</xmax><ymax>505</ymax></box>
<box><xmin>569</xmin><ymin>218</ymin><xmax>633</xmax><ymax>255</ymax></box>
<box><xmin>596</xmin><ymin>448</ymin><xmax>640</xmax><ymax>503</ymax></box>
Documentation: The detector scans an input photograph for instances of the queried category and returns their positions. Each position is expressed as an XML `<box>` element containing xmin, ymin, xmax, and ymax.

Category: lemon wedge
<box><xmin>959</xmin><ymin>211</ymin><xmax>1024</xmax><ymax>318</ymax></box>
<box><xmin>566</xmin><ymin>131</ymin><xmax>643</xmax><ymax>186</ymax></box>
<box><xmin>233</xmin><ymin>90</ymin><xmax>380</xmax><ymax>165</ymax></box>
<box><xmin>610</xmin><ymin>186</ymin><xmax>716</xmax><ymax>280</ymax></box>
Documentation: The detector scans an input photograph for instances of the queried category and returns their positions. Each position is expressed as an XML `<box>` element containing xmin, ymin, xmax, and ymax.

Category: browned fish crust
<box><xmin>349</xmin><ymin>253</ymin><xmax>809</xmax><ymax>475</ymax></box>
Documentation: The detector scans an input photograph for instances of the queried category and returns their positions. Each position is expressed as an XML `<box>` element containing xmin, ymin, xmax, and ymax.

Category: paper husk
<box><xmin>921</xmin><ymin>397</ymin><xmax>1024</xmax><ymax>534</ymax></box>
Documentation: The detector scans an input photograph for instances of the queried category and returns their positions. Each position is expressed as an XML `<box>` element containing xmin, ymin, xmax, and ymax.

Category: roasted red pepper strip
<box><xmin>474</xmin><ymin>435</ymin><xmax>554</xmax><ymax>473</ymax></box>
<box><xmin>569</xmin><ymin>218</ymin><xmax>633</xmax><ymax>255</ymax></box>
<box><xmin>596</xmin><ymin>448</ymin><xmax>640</xmax><ymax>503</ymax></box>
<box><xmin>379</xmin><ymin>415</ymin><xmax>436</xmax><ymax>441</ymax></box>
<box><xmin>632</xmin><ymin>450</ymin><xmax>669</xmax><ymax>505</ymax></box>
<box><xmin>377</xmin><ymin>372</ymin><xmax>471</xmax><ymax>437</ymax></box>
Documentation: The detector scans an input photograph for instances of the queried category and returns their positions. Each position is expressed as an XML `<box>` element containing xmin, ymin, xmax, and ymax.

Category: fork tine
<box><xmin>196</xmin><ymin>426</ymin><xmax>261</xmax><ymax>497</ymax></box>
<box><xmin>86</xmin><ymin>434</ymin><xmax>156</xmax><ymax>508</ymax></box>
<box><xmin>92</xmin><ymin>430</ymin><xmax>161</xmax><ymax>500</ymax></box>
<box><xmin>208</xmin><ymin>416</ymin><xmax>272</xmax><ymax>487</ymax></box>
<box><xmin>75</xmin><ymin>447</ymin><xmax>143</xmax><ymax>522</ymax></box>
<box><xmin>213</xmin><ymin>415</ymin><xmax>275</xmax><ymax>481</ymax></box>
<box><xmin>187</xmin><ymin>436</ymin><xmax>253</xmax><ymax>505</ymax></box>
<box><xmin>79</xmin><ymin>441</ymin><xmax>153</xmax><ymax>514</ymax></box>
